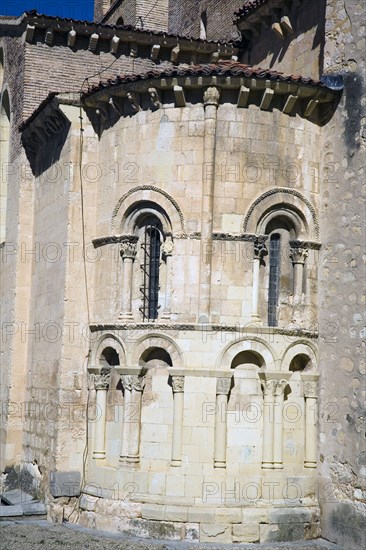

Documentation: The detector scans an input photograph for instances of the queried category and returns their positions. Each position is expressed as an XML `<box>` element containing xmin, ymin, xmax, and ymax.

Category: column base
<box><xmin>127</xmin><ymin>456</ymin><xmax>140</xmax><ymax>464</ymax></box>
<box><xmin>93</xmin><ymin>451</ymin><xmax>106</xmax><ymax>459</ymax></box>
<box><xmin>251</xmin><ymin>314</ymin><xmax>262</xmax><ymax>323</ymax></box>
<box><xmin>304</xmin><ymin>461</ymin><xmax>317</xmax><ymax>468</ymax></box>
<box><xmin>160</xmin><ymin>312</ymin><xmax>171</xmax><ymax>320</ymax></box>
<box><xmin>214</xmin><ymin>460</ymin><xmax>226</xmax><ymax>468</ymax></box>
<box><xmin>261</xmin><ymin>462</ymin><xmax>273</xmax><ymax>469</ymax></box>
<box><xmin>273</xmin><ymin>462</ymin><xmax>283</xmax><ymax>469</ymax></box>
<box><xmin>171</xmin><ymin>459</ymin><xmax>182</xmax><ymax>467</ymax></box>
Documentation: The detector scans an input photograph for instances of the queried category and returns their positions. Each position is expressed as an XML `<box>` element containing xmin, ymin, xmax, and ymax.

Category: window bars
<box><xmin>140</xmin><ymin>224</ymin><xmax>161</xmax><ymax>321</ymax></box>
<box><xmin>268</xmin><ymin>233</ymin><xmax>281</xmax><ymax>327</ymax></box>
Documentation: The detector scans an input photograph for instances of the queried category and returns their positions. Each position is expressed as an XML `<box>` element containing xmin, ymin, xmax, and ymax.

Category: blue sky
<box><xmin>0</xmin><ymin>1</ymin><xmax>94</xmax><ymax>20</ymax></box>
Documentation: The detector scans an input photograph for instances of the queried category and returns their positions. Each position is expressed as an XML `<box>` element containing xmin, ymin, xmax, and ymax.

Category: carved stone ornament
<box><xmin>172</xmin><ymin>375</ymin><xmax>185</xmax><ymax>393</ymax></box>
<box><xmin>254</xmin><ymin>236</ymin><xmax>268</xmax><ymax>260</ymax></box>
<box><xmin>132</xmin><ymin>375</ymin><xmax>146</xmax><ymax>392</ymax></box>
<box><xmin>216</xmin><ymin>377</ymin><xmax>232</xmax><ymax>396</ymax></box>
<box><xmin>120</xmin><ymin>240</ymin><xmax>137</xmax><ymax>260</ymax></box>
<box><xmin>204</xmin><ymin>86</ymin><xmax>220</xmax><ymax>107</ymax></box>
<box><xmin>120</xmin><ymin>374</ymin><xmax>134</xmax><ymax>391</ymax></box>
<box><xmin>94</xmin><ymin>368</ymin><xmax>111</xmax><ymax>390</ymax></box>
<box><xmin>303</xmin><ymin>380</ymin><xmax>318</xmax><ymax>399</ymax></box>
<box><xmin>289</xmin><ymin>246</ymin><xmax>309</xmax><ymax>265</ymax></box>
<box><xmin>161</xmin><ymin>236</ymin><xmax>174</xmax><ymax>256</ymax></box>
<box><xmin>148</xmin><ymin>87</ymin><xmax>161</xmax><ymax>109</ymax></box>
<box><xmin>274</xmin><ymin>379</ymin><xmax>289</xmax><ymax>396</ymax></box>
<box><xmin>262</xmin><ymin>379</ymin><xmax>277</xmax><ymax>397</ymax></box>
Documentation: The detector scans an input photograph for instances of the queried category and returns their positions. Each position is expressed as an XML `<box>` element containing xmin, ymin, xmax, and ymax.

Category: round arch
<box><xmin>90</xmin><ymin>333</ymin><xmax>126</xmax><ymax>367</ymax></box>
<box><xmin>281</xmin><ymin>341</ymin><xmax>317</xmax><ymax>372</ymax></box>
<box><xmin>131</xmin><ymin>333</ymin><xmax>184</xmax><ymax>369</ymax></box>
<box><xmin>217</xmin><ymin>338</ymin><xmax>277</xmax><ymax>370</ymax></box>
<box><xmin>111</xmin><ymin>186</ymin><xmax>186</xmax><ymax>236</ymax></box>
<box><xmin>243</xmin><ymin>188</ymin><xmax>320</xmax><ymax>241</ymax></box>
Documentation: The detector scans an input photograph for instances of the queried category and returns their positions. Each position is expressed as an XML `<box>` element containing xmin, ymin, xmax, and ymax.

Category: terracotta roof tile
<box><xmin>83</xmin><ymin>61</ymin><xmax>332</xmax><ymax>98</ymax></box>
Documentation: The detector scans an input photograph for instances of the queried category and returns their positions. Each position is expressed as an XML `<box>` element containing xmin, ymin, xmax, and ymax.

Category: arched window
<box><xmin>268</xmin><ymin>233</ymin><xmax>281</xmax><ymax>326</ymax></box>
<box><xmin>139</xmin><ymin>216</ymin><xmax>162</xmax><ymax>321</ymax></box>
<box><xmin>264</xmin><ymin>216</ymin><xmax>296</xmax><ymax>326</ymax></box>
<box><xmin>116</xmin><ymin>16</ymin><xmax>124</xmax><ymax>26</ymax></box>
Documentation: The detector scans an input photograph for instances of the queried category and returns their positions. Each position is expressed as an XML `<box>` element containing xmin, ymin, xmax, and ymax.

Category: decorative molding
<box><xmin>161</xmin><ymin>235</ymin><xmax>174</xmax><ymax>256</ymax></box>
<box><xmin>289</xmin><ymin>245</ymin><xmax>309</xmax><ymax>265</ymax></box>
<box><xmin>204</xmin><ymin>86</ymin><xmax>220</xmax><ymax>107</ymax></box>
<box><xmin>243</xmin><ymin>188</ymin><xmax>320</xmax><ymax>240</ymax></box>
<box><xmin>120</xmin><ymin>239</ymin><xmax>138</xmax><ymax>260</ymax></box>
<box><xmin>89</xmin><ymin>323</ymin><xmax>319</xmax><ymax>338</ymax></box>
<box><xmin>111</xmin><ymin>185</ymin><xmax>186</xmax><ymax>236</ymax></box>
<box><xmin>254</xmin><ymin>235</ymin><xmax>268</xmax><ymax>260</ymax></box>
<box><xmin>303</xmin><ymin>380</ymin><xmax>317</xmax><ymax>398</ymax></box>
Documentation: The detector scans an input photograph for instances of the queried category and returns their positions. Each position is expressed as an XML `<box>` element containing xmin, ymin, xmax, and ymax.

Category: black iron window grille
<box><xmin>268</xmin><ymin>233</ymin><xmax>281</xmax><ymax>327</ymax></box>
<box><xmin>140</xmin><ymin>224</ymin><xmax>161</xmax><ymax>321</ymax></box>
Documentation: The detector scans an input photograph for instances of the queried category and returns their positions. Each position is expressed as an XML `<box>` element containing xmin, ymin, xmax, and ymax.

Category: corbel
<box><xmin>281</xmin><ymin>15</ymin><xmax>294</xmax><ymax>34</ymax></box>
<box><xmin>89</xmin><ymin>33</ymin><xmax>99</xmax><ymax>52</ymax></box>
<box><xmin>109</xmin><ymin>96</ymin><xmax>125</xmax><ymax>116</ymax></box>
<box><xmin>148</xmin><ymin>87</ymin><xmax>161</xmax><ymax>109</ymax></box>
<box><xmin>170</xmin><ymin>44</ymin><xmax>180</xmax><ymax>63</ymax></box>
<box><xmin>151</xmin><ymin>44</ymin><xmax>160</xmax><ymax>61</ymax></box>
<box><xmin>45</xmin><ymin>28</ymin><xmax>54</xmax><ymax>46</ymax></box>
<box><xmin>96</xmin><ymin>101</ymin><xmax>109</xmax><ymax>119</ymax></box>
<box><xmin>173</xmin><ymin>85</ymin><xmax>186</xmax><ymax>107</ymax></box>
<box><xmin>110</xmin><ymin>35</ymin><xmax>120</xmax><ymax>54</ymax></box>
<box><xmin>282</xmin><ymin>94</ymin><xmax>298</xmax><ymax>114</ymax></box>
<box><xmin>130</xmin><ymin>42</ymin><xmax>138</xmax><ymax>57</ymax></box>
<box><xmin>260</xmin><ymin>87</ymin><xmax>274</xmax><ymax>110</ymax></box>
<box><xmin>237</xmin><ymin>85</ymin><xmax>250</xmax><ymax>108</ymax></box>
<box><xmin>25</xmin><ymin>24</ymin><xmax>35</xmax><ymax>43</ymax></box>
<box><xmin>67</xmin><ymin>29</ymin><xmax>76</xmax><ymax>47</ymax></box>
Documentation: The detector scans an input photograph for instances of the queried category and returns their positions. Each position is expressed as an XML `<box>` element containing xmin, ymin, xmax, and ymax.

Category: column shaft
<box><xmin>93</xmin><ymin>389</ymin><xmax>107</xmax><ymax>459</ymax></box>
<box><xmin>304</xmin><ymin>396</ymin><xmax>318</xmax><ymax>468</ymax></box>
<box><xmin>171</xmin><ymin>376</ymin><xmax>185</xmax><ymax>466</ymax></box>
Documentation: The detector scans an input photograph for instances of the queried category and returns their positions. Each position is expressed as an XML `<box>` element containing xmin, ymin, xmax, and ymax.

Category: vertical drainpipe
<box><xmin>199</xmin><ymin>85</ymin><xmax>220</xmax><ymax>321</ymax></box>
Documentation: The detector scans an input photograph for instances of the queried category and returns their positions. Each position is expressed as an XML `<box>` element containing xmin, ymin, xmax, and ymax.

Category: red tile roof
<box><xmin>83</xmin><ymin>61</ymin><xmax>332</xmax><ymax>98</ymax></box>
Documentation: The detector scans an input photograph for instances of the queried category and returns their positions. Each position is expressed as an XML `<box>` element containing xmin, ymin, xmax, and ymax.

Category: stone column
<box><xmin>289</xmin><ymin>242</ymin><xmax>309</xmax><ymax>305</ymax></box>
<box><xmin>171</xmin><ymin>375</ymin><xmax>185</xmax><ymax>466</ymax></box>
<box><xmin>127</xmin><ymin>375</ymin><xmax>146</xmax><ymax>464</ymax></box>
<box><xmin>161</xmin><ymin>235</ymin><xmax>174</xmax><ymax>319</ymax></box>
<box><xmin>199</xmin><ymin>86</ymin><xmax>220</xmax><ymax>320</ymax></box>
<box><xmin>119</xmin><ymin>375</ymin><xmax>133</xmax><ymax>463</ymax></box>
<box><xmin>302</xmin><ymin>374</ymin><xmax>319</xmax><ymax>469</ymax></box>
<box><xmin>273</xmin><ymin>379</ymin><xmax>289</xmax><ymax>469</ymax></box>
<box><xmin>214</xmin><ymin>376</ymin><xmax>232</xmax><ymax>468</ymax></box>
<box><xmin>260</xmin><ymin>378</ymin><xmax>276</xmax><ymax>469</ymax></box>
<box><xmin>251</xmin><ymin>236</ymin><xmax>268</xmax><ymax>320</ymax></box>
<box><xmin>93</xmin><ymin>368</ymin><xmax>111</xmax><ymax>459</ymax></box>
<box><xmin>119</xmin><ymin>236</ymin><xmax>138</xmax><ymax>320</ymax></box>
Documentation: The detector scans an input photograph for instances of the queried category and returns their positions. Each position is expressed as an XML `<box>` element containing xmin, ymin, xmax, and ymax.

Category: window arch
<box><xmin>116</xmin><ymin>16</ymin><xmax>124</xmax><ymax>26</ymax></box>
<box><xmin>137</xmin><ymin>214</ymin><xmax>163</xmax><ymax>321</ymax></box>
<box><xmin>119</xmin><ymin>201</ymin><xmax>174</xmax><ymax>322</ymax></box>
<box><xmin>264</xmin><ymin>215</ymin><xmax>296</xmax><ymax>326</ymax></box>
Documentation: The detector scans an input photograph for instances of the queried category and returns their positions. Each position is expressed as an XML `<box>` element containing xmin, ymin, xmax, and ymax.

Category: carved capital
<box><xmin>161</xmin><ymin>235</ymin><xmax>174</xmax><ymax>256</ymax></box>
<box><xmin>132</xmin><ymin>375</ymin><xmax>146</xmax><ymax>392</ymax></box>
<box><xmin>289</xmin><ymin>244</ymin><xmax>309</xmax><ymax>265</ymax></box>
<box><xmin>254</xmin><ymin>236</ymin><xmax>268</xmax><ymax>260</ymax></box>
<box><xmin>274</xmin><ymin>379</ymin><xmax>289</xmax><ymax>396</ymax></box>
<box><xmin>303</xmin><ymin>380</ymin><xmax>318</xmax><ymax>399</ymax></box>
<box><xmin>172</xmin><ymin>375</ymin><xmax>185</xmax><ymax>393</ymax></box>
<box><xmin>120</xmin><ymin>237</ymin><xmax>138</xmax><ymax>260</ymax></box>
<box><xmin>216</xmin><ymin>377</ymin><xmax>232</xmax><ymax>396</ymax></box>
<box><xmin>261</xmin><ymin>379</ymin><xmax>277</xmax><ymax>397</ymax></box>
<box><xmin>204</xmin><ymin>86</ymin><xmax>220</xmax><ymax>107</ymax></box>
<box><xmin>120</xmin><ymin>374</ymin><xmax>134</xmax><ymax>391</ymax></box>
<box><xmin>94</xmin><ymin>368</ymin><xmax>111</xmax><ymax>390</ymax></box>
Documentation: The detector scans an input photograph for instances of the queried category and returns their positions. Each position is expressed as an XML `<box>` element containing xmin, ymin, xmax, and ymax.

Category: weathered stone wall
<box><xmin>317</xmin><ymin>1</ymin><xmax>366</xmax><ymax>549</ymax></box>
<box><xmin>240</xmin><ymin>0</ymin><xmax>326</xmax><ymax>80</ymax></box>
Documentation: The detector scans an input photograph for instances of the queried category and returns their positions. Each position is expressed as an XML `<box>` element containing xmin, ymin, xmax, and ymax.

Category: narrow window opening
<box><xmin>116</xmin><ymin>16</ymin><xmax>124</xmax><ymax>26</ymax></box>
<box><xmin>200</xmin><ymin>10</ymin><xmax>207</xmax><ymax>40</ymax></box>
<box><xmin>140</xmin><ymin>223</ymin><xmax>161</xmax><ymax>321</ymax></box>
<box><xmin>268</xmin><ymin>233</ymin><xmax>281</xmax><ymax>326</ymax></box>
